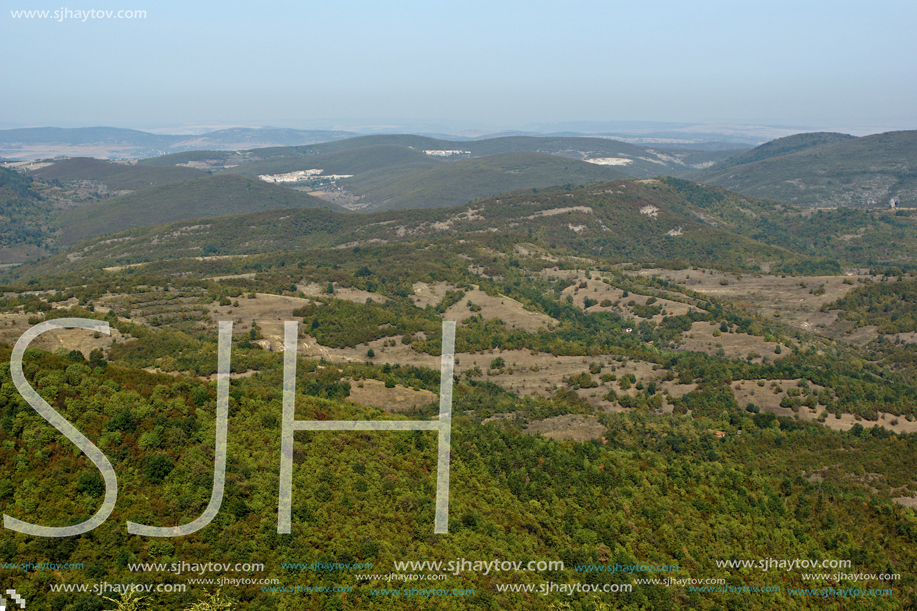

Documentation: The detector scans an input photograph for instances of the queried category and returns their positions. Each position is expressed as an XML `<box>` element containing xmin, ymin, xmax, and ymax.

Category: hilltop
<box><xmin>131</xmin><ymin>135</ymin><xmax>739</xmax><ymax>213</ymax></box>
<box><xmin>690</xmin><ymin>130</ymin><xmax>917</xmax><ymax>207</ymax></box>
<box><xmin>0</xmin><ymin>138</ymin><xmax>739</xmax><ymax>264</ymax></box>
<box><xmin>55</xmin><ymin>174</ymin><xmax>344</xmax><ymax>246</ymax></box>
<box><xmin>28</xmin><ymin>157</ymin><xmax>206</xmax><ymax>191</ymax></box>
<box><xmin>699</xmin><ymin>132</ymin><xmax>856</xmax><ymax>171</ymax></box>
<box><xmin>223</xmin><ymin>144</ymin><xmax>441</xmax><ymax>179</ymax></box>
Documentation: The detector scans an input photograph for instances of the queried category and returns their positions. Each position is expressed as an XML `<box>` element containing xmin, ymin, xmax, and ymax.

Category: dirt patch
<box><xmin>842</xmin><ymin>325</ymin><xmax>881</xmax><ymax>347</ymax></box>
<box><xmin>658</xmin><ymin>381</ymin><xmax>698</xmax><ymax>402</ymax></box>
<box><xmin>730</xmin><ymin>379</ymin><xmax>827</xmax><ymax>421</ymax></box>
<box><xmin>730</xmin><ymin>379</ymin><xmax>917</xmax><ymax>434</ymax></box>
<box><xmin>347</xmin><ymin>378</ymin><xmax>437</xmax><ymax>412</ymax></box>
<box><xmin>893</xmin><ymin>497</ymin><xmax>917</xmax><ymax>510</ymax></box>
<box><xmin>141</xmin><ymin>367</ymin><xmax>261</xmax><ymax>381</ymax></box>
<box><xmin>632</xmin><ymin>267</ymin><xmax>872</xmax><ymax>340</ymax></box>
<box><xmin>523</xmin><ymin>414</ymin><xmax>606</xmax><ymax>441</ymax></box>
<box><xmin>206</xmin><ymin>292</ymin><xmax>314</xmax><ymax>350</ymax></box>
<box><xmin>411</xmin><ymin>281</ymin><xmax>459</xmax><ymax>309</ymax></box>
<box><xmin>0</xmin><ymin>311</ymin><xmax>129</xmax><ymax>357</ymax></box>
<box><xmin>296</xmin><ymin>282</ymin><xmax>388</xmax><ymax>304</ymax></box>
<box><xmin>445</xmin><ymin>288</ymin><xmax>556</xmax><ymax>332</ymax></box>
<box><xmin>459</xmin><ymin>350</ymin><xmax>671</xmax><ymax>412</ymax></box>
<box><xmin>678</xmin><ymin>322</ymin><xmax>783</xmax><ymax>364</ymax></box>
<box><xmin>821</xmin><ymin>411</ymin><xmax>917</xmax><ymax>435</ymax></box>
<box><xmin>560</xmin><ymin>274</ymin><xmax>695</xmax><ymax>322</ymax></box>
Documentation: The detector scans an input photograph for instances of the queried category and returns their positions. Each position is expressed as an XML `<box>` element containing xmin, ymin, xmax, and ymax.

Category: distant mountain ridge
<box><xmin>0</xmin><ymin>126</ymin><xmax>357</xmax><ymax>160</ymax></box>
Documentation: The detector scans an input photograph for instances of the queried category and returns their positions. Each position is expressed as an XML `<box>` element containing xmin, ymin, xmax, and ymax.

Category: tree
<box><xmin>184</xmin><ymin>590</ymin><xmax>233</xmax><ymax>611</ymax></box>
<box><xmin>104</xmin><ymin>590</ymin><xmax>147</xmax><ymax>611</ymax></box>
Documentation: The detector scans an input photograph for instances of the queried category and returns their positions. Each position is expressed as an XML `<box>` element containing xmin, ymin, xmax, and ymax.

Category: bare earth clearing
<box><xmin>679</xmin><ymin>321</ymin><xmax>783</xmax><ymax>365</ymax></box>
<box><xmin>0</xmin><ymin>311</ymin><xmax>128</xmax><ymax>357</ymax></box>
<box><xmin>522</xmin><ymin>414</ymin><xmax>606</xmax><ymax>441</ymax></box>
<box><xmin>346</xmin><ymin>378</ymin><xmax>437</xmax><ymax>412</ymax></box>
<box><xmin>634</xmin><ymin>267</ymin><xmax>881</xmax><ymax>342</ymax></box>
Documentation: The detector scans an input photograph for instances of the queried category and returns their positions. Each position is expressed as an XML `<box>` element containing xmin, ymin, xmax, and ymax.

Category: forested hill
<box><xmin>350</xmin><ymin>152</ymin><xmax>630</xmax><ymax>211</ymax></box>
<box><xmin>15</xmin><ymin>175</ymin><xmax>917</xmax><ymax>285</ymax></box>
<box><xmin>28</xmin><ymin>157</ymin><xmax>206</xmax><ymax>191</ymax></box>
<box><xmin>11</xmin><ymin>178</ymin><xmax>827</xmax><ymax>279</ymax></box>
<box><xmin>0</xmin><ymin>167</ymin><xmax>54</xmax><ymax>260</ymax></box>
<box><xmin>689</xmin><ymin>130</ymin><xmax>917</xmax><ymax>208</ymax></box>
<box><xmin>55</xmin><ymin>174</ymin><xmax>345</xmax><ymax>245</ymax></box>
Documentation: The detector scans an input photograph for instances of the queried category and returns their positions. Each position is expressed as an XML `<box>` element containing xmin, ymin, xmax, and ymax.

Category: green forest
<box><xmin>1</xmin><ymin>343</ymin><xmax>916</xmax><ymax>610</ymax></box>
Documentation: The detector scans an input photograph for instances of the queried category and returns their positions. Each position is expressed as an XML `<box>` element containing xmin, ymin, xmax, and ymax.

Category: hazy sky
<box><xmin>2</xmin><ymin>0</ymin><xmax>915</xmax><ymax>133</ymax></box>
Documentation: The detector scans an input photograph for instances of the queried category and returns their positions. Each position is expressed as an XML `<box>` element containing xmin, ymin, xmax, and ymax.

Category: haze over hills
<box><xmin>9</xmin><ymin>0</ymin><xmax>917</xmax><ymax>605</ymax></box>
<box><xmin>137</xmin><ymin>133</ymin><xmax>737</xmax><ymax>176</ymax></box>
<box><xmin>0</xmin><ymin>126</ymin><xmax>357</xmax><ymax>160</ymax></box>
<box><xmin>223</xmin><ymin>144</ymin><xmax>443</xmax><ymax>179</ymax></box>
<box><xmin>690</xmin><ymin>130</ymin><xmax>917</xmax><ymax>208</ymax></box>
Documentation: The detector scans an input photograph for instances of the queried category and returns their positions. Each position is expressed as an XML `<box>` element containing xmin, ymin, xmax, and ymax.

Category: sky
<box><xmin>2</xmin><ymin>0</ymin><xmax>916</xmax><ymax>134</ymax></box>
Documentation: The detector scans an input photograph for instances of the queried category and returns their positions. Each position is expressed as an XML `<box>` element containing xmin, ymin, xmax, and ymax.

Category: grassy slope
<box><xmin>689</xmin><ymin>130</ymin><xmax>917</xmax><ymax>207</ymax></box>
<box><xmin>136</xmin><ymin>149</ymin><xmax>237</xmax><ymax>166</ymax></box>
<box><xmin>29</xmin><ymin>157</ymin><xmax>207</xmax><ymax>190</ymax></box>
<box><xmin>56</xmin><ymin>174</ymin><xmax>345</xmax><ymax>245</ymax></box>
